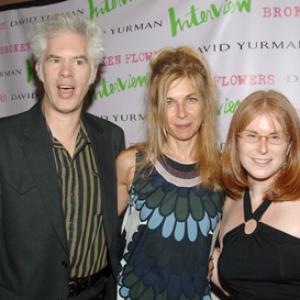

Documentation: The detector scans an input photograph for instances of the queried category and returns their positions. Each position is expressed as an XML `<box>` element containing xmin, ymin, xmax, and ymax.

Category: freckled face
<box><xmin>238</xmin><ymin>114</ymin><xmax>290</xmax><ymax>186</ymax></box>
<box><xmin>36</xmin><ymin>31</ymin><xmax>95</xmax><ymax>116</ymax></box>
<box><xmin>165</xmin><ymin>77</ymin><xmax>203</xmax><ymax>145</ymax></box>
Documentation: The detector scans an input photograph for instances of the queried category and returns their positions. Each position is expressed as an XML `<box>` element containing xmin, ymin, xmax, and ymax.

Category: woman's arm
<box><xmin>210</xmin><ymin>197</ymin><xmax>234</xmax><ymax>297</ymax></box>
<box><xmin>116</xmin><ymin>147</ymin><xmax>136</xmax><ymax>215</ymax></box>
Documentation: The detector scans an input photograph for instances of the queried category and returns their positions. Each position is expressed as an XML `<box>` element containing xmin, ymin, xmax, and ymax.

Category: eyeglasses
<box><xmin>238</xmin><ymin>130</ymin><xmax>290</xmax><ymax>145</ymax></box>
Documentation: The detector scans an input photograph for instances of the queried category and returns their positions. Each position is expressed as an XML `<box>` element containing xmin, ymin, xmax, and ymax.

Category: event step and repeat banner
<box><xmin>0</xmin><ymin>0</ymin><xmax>299</xmax><ymax>147</ymax></box>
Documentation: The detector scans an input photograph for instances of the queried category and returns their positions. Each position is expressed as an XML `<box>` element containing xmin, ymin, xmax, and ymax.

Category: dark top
<box><xmin>218</xmin><ymin>189</ymin><xmax>300</xmax><ymax>300</ymax></box>
<box><xmin>0</xmin><ymin>103</ymin><xmax>125</xmax><ymax>300</ymax></box>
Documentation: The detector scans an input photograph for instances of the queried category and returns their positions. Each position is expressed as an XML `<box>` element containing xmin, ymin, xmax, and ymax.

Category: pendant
<box><xmin>244</xmin><ymin>219</ymin><xmax>257</xmax><ymax>235</ymax></box>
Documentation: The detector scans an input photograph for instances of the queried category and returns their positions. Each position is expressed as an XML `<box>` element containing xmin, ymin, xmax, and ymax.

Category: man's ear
<box><xmin>35</xmin><ymin>62</ymin><xmax>44</xmax><ymax>82</ymax></box>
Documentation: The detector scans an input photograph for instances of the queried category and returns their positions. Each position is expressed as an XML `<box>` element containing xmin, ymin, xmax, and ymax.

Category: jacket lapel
<box><xmin>20</xmin><ymin>104</ymin><xmax>68</xmax><ymax>254</ymax></box>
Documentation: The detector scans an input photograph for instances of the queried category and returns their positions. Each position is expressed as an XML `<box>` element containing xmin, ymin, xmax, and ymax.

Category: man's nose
<box><xmin>59</xmin><ymin>61</ymin><xmax>73</xmax><ymax>77</ymax></box>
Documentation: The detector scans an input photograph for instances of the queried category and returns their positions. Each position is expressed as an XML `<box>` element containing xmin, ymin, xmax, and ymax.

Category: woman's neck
<box><xmin>163</xmin><ymin>146</ymin><xmax>197</xmax><ymax>164</ymax></box>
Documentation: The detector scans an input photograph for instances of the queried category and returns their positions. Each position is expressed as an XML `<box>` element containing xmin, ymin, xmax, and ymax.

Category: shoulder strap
<box><xmin>244</xmin><ymin>189</ymin><xmax>272</xmax><ymax>222</ymax></box>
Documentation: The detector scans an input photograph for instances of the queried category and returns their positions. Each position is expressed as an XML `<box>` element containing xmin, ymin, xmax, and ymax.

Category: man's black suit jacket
<box><xmin>0</xmin><ymin>103</ymin><xmax>125</xmax><ymax>300</ymax></box>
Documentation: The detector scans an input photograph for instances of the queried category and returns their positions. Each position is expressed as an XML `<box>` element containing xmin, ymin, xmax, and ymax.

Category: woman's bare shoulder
<box><xmin>223</xmin><ymin>195</ymin><xmax>237</xmax><ymax>213</ymax></box>
<box><xmin>117</xmin><ymin>146</ymin><xmax>137</xmax><ymax>168</ymax></box>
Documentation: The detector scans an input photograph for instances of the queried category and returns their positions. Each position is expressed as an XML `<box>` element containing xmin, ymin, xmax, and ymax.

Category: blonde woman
<box><xmin>117</xmin><ymin>47</ymin><xmax>224</xmax><ymax>300</ymax></box>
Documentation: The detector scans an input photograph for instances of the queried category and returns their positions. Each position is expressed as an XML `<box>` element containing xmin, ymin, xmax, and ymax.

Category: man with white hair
<box><xmin>0</xmin><ymin>15</ymin><xmax>124</xmax><ymax>300</ymax></box>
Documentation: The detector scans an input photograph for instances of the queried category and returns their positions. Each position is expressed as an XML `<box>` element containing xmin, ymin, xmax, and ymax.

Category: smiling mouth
<box><xmin>253</xmin><ymin>158</ymin><xmax>271</xmax><ymax>164</ymax></box>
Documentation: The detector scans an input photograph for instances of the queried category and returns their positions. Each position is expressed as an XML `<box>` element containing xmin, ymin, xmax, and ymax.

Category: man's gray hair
<box><xmin>30</xmin><ymin>14</ymin><xmax>104</xmax><ymax>67</ymax></box>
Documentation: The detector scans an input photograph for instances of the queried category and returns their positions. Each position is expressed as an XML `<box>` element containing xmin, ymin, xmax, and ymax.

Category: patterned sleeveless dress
<box><xmin>118</xmin><ymin>154</ymin><xmax>223</xmax><ymax>300</ymax></box>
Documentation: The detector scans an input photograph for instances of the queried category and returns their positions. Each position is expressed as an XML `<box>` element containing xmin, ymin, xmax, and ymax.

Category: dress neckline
<box><xmin>161</xmin><ymin>154</ymin><xmax>197</xmax><ymax>172</ymax></box>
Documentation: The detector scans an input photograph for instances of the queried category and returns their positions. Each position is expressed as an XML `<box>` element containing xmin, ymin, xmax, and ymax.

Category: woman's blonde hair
<box><xmin>222</xmin><ymin>90</ymin><xmax>300</xmax><ymax>201</ymax></box>
<box><xmin>137</xmin><ymin>46</ymin><xmax>222</xmax><ymax>189</ymax></box>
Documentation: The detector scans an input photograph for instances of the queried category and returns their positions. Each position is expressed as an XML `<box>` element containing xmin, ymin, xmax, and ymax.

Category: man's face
<box><xmin>36</xmin><ymin>30</ymin><xmax>96</xmax><ymax>116</ymax></box>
